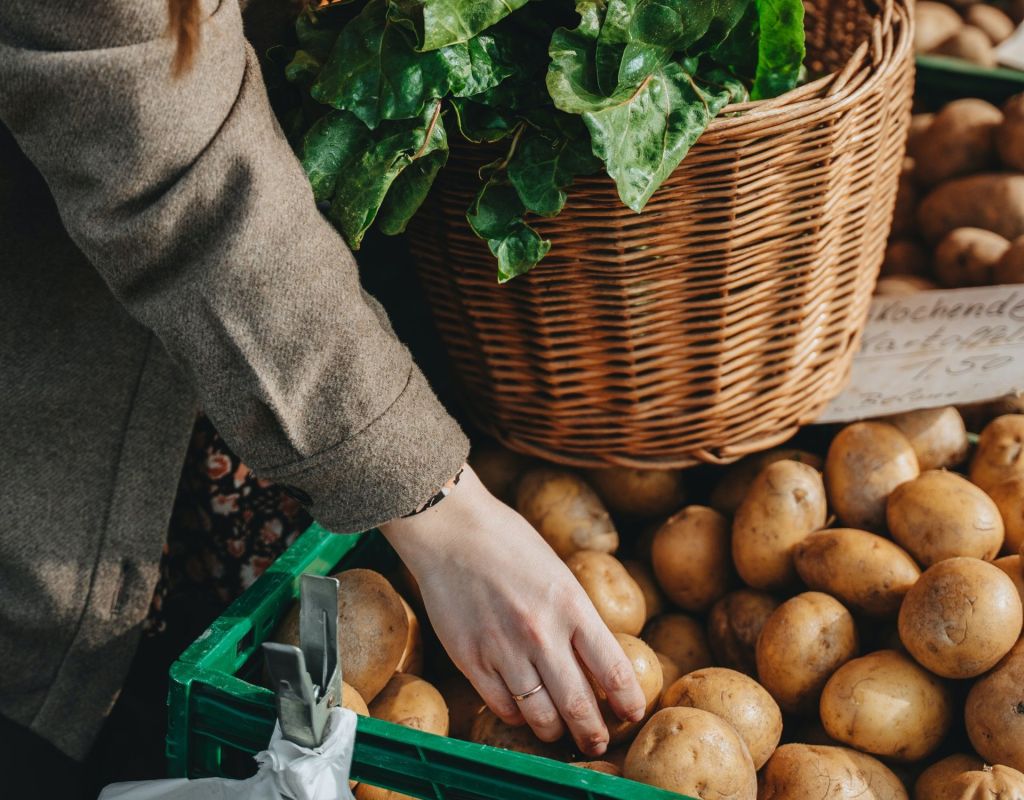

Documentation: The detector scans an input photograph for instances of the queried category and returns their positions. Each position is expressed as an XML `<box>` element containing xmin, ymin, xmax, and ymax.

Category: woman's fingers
<box><xmin>467</xmin><ymin>667</ymin><xmax>525</xmax><ymax>727</ymax></box>
<box><xmin>536</xmin><ymin>651</ymin><xmax>609</xmax><ymax>756</ymax></box>
<box><xmin>573</xmin><ymin>615</ymin><xmax>646</xmax><ymax>724</ymax></box>
<box><xmin>499</xmin><ymin>663</ymin><xmax>565</xmax><ymax>743</ymax></box>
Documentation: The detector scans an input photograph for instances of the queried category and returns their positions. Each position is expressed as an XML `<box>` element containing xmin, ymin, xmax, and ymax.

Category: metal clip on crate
<box><xmin>262</xmin><ymin>574</ymin><xmax>341</xmax><ymax>748</ymax></box>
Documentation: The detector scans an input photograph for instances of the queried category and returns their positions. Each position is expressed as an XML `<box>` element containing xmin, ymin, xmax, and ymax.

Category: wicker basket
<box><xmin>407</xmin><ymin>0</ymin><xmax>914</xmax><ymax>469</ymax></box>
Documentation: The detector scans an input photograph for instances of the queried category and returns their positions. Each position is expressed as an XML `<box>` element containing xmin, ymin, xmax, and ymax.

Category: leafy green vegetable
<box><xmin>281</xmin><ymin>0</ymin><xmax>807</xmax><ymax>279</ymax></box>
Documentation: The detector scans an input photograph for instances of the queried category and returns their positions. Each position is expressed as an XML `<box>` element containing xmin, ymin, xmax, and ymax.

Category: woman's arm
<box><xmin>0</xmin><ymin>0</ymin><xmax>465</xmax><ymax>532</ymax></box>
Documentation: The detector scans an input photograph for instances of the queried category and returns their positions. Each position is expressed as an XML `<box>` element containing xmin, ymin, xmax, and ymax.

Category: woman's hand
<box><xmin>379</xmin><ymin>465</ymin><xmax>646</xmax><ymax>757</ymax></box>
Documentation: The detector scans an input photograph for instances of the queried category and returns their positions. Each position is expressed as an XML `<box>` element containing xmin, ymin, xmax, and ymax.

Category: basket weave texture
<box><xmin>407</xmin><ymin>0</ymin><xmax>915</xmax><ymax>469</ymax></box>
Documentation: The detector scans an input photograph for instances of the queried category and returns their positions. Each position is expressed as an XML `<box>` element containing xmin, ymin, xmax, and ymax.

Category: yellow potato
<box><xmin>565</xmin><ymin>550</ymin><xmax>646</xmax><ymax>635</ymax></box>
<box><xmin>914</xmin><ymin>754</ymin><xmax>985</xmax><ymax>800</ymax></box>
<box><xmin>917</xmin><ymin>174</ymin><xmax>1024</xmax><ymax>243</ymax></box>
<box><xmin>966</xmin><ymin>638</ymin><xmax>1024</xmax><ymax>771</ymax></box>
<box><xmin>899</xmin><ymin>557</ymin><xmax>1023</xmax><ymax>678</ymax></box>
<box><xmin>997</xmin><ymin>94</ymin><xmax>1024</xmax><ymax>173</ymax></box>
<box><xmin>515</xmin><ymin>468</ymin><xmax>618</xmax><ymax>558</ymax></box>
<box><xmin>469</xmin><ymin>443</ymin><xmax>530</xmax><ymax>504</ymax></box>
<box><xmin>935</xmin><ymin>26</ymin><xmax>998</xmax><ymax>67</ymax></box>
<box><xmin>654</xmin><ymin>652</ymin><xmax>681</xmax><ymax>691</ymax></box>
<box><xmin>622</xmin><ymin>559</ymin><xmax>665</xmax><ymax>622</ymax></box>
<box><xmin>469</xmin><ymin>710</ymin><xmax>571</xmax><ymax>759</ymax></box>
<box><xmin>887</xmin><ymin>470</ymin><xmax>1005</xmax><ymax>565</ymax></box>
<box><xmin>968</xmin><ymin>5</ymin><xmax>1016</xmax><ymax>43</ymax></box>
<box><xmin>912</xmin><ymin>100</ymin><xmax>1003</xmax><ymax>187</ymax></box>
<box><xmin>820</xmin><ymin>649</ymin><xmax>953</xmax><ymax>761</ymax></box>
<box><xmin>884</xmin><ymin>406</ymin><xmax>969</xmax><ymax>471</ymax></box>
<box><xmin>758</xmin><ymin>744</ymin><xmax>908</xmax><ymax>800</ymax></box>
<box><xmin>793</xmin><ymin>529</ymin><xmax>920</xmax><ymax>616</ymax></box>
<box><xmin>995</xmin><ymin>235</ymin><xmax>1024</xmax><ymax>283</ymax></box>
<box><xmin>642</xmin><ymin>613</ymin><xmax>713</xmax><ymax>676</ymax></box>
<box><xmin>972</xmin><ymin>415</ymin><xmax>1024</xmax><ymax>493</ymax></box>
<box><xmin>584</xmin><ymin>467</ymin><xmax>686</xmax><ymax>518</ymax></box>
<box><xmin>396</xmin><ymin>596</ymin><xmax>423</xmax><ymax>676</ymax></box>
<box><xmin>934</xmin><ymin>228</ymin><xmax>1010</xmax><ymax>287</ymax></box>
<box><xmin>709</xmin><ymin>448</ymin><xmax>823</xmax><ymax>516</ymax></box>
<box><xmin>731</xmin><ymin>460</ymin><xmax>827</xmax><ymax>590</ymax></box>
<box><xmin>915</xmin><ymin>1</ymin><xmax>964</xmax><ymax>52</ymax></box>
<box><xmin>342</xmin><ymin>682</ymin><xmax>370</xmax><ymax>717</ymax></box>
<box><xmin>755</xmin><ymin>592</ymin><xmax>859</xmax><ymax>714</ymax></box>
<box><xmin>707</xmin><ymin>589</ymin><xmax>780</xmax><ymax>676</ymax></box>
<box><xmin>874</xmin><ymin>276</ymin><xmax>939</xmax><ymax>296</ymax></box>
<box><xmin>354</xmin><ymin>784</ymin><xmax>416</xmax><ymax>800</ymax></box>
<box><xmin>994</xmin><ymin>554</ymin><xmax>1024</xmax><ymax>604</ymax></box>
<box><xmin>623</xmin><ymin>707</ymin><xmax>757</xmax><ymax>799</ymax></box>
<box><xmin>589</xmin><ymin>633</ymin><xmax>664</xmax><ymax>745</ymax></box>
<box><xmin>825</xmin><ymin>422</ymin><xmax>919</xmax><ymax>532</ymax></box>
<box><xmin>660</xmin><ymin>668</ymin><xmax>782</xmax><ymax>769</ymax></box>
<box><xmin>572</xmin><ymin>761</ymin><xmax>620</xmax><ymax>775</ymax></box>
<box><xmin>435</xmin><ymin>673</ymin><xmax>484</xmax><ymax>740</ymax></box>
<box><xmin>940</xmin><ymin>765</ymin><xmax>1024</xmax><ymax>799</ymax></box>
<box><xmin>651</xmin><ymin>505</ymin><xmax>732</xmax><ymax>611</ymax></box>
<box><xmin>907</xmin><ymin>114</ymin><xmax>935</xmax><ymax>162</ymax></box>
<box><xmin>368</xmin><ymin>673</ymin><xmax>449</xmax><ymax>736</ymax></box>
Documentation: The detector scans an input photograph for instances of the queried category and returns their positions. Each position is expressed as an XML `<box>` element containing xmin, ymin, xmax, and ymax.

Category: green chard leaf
<box><xmin>710</xmin><ymin>1</ymin><xmax>760</xmax><ymax>80</ymax></box>
<box><xmin>508</xmin><ymin>114</ymin><xmax>601</xmax><ymax>216</ymax></box>
<box><xmin>468</xmin><ymin>177</ymin><xmax>551</xmax><ymax>283</ymax></box>
<box><xmin>296</xmin><ymin>12</ymin><xmax>342</xmax><ymax>61</ymax></box>
<box><xmin>284</xmin><ymin>50</ymin><xmax>323</xmax><ymax>88</ymax></box>
<box><xmin>752</xmin><ymin>0</ymin><xmax>806</xmax><ymax>99</ymax></box>
<box><xmin>388</xmin><ymin>0</ymin><xmax>534</xmax><ymax>51</ymax></box>
<box><xmin>377</xmin><ymin>146</ymin><xmax>449</xmax><ymax>234</ymax></box>
<box><xmin>450</xmin><ymin>97</ymin><xmax>515</xmax><ymax>143</ymax></box>
<box><xmin>300</xmin><ymin>110</ymin><xmax>370</xmax><ymax>203</ymax></box>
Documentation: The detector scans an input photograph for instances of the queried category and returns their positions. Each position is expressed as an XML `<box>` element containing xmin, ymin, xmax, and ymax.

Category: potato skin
<box><xmin>565</xmin><ymin>551</ymin><xmax>646</xmax><ymax>635</ymax></box>
<box><xmin>884</xmin><ymin>406</ymin><xmax>969</xmax><ymax>471</ymax></box>
<box><xmin>921</xmin><ymin>763</ymin><xmax>1024</xmax><ymax>800</ymax></box>
<box><xmin>732</xmin><ymin>460</ymin><xmax>827</xmax><ymax>590</ymax></box>
<box><xmin>934</xmin><ymin>228</ymin><xmax>1011</xmax><ymax>287</ymax></box>
<box><xmin>915</xmin><ymin>1</ymin><xmax>964</xmax><ymax>52</ymax></box>
<box><xmin>652</xmin><ymin>505</ymin><xmax>732</xmax><ymax>611</ymax></box>
<box><xmin>989</xmin><ymin>478</ymin><xmax>1024</xmax><ymax>555</ymax></box>
<box><xmin>898</xmin><ymin>557</ymin><xmax>1023</xmax><ymax>678</ymax></box>
<box><xmin>995</xmin><ymin>235</ymin><xmax>1024</xmax><ymax>283</ymax></box>
<box><xmin>515</xmin><ymin>468</ymin><xmax>618</xmax><ymax>558</ymax></box>
<box><xmin>994</xmin><ymin>555</ymin><xmax>1024</xmax><ymax>604</ymax></box>
<box><xmin>998</xmin><ymin>95</ymin><xmax>1024</xmax><ymax>173</ymax></box>
<box><xmin>965</xmin><ymin>638</ymin><xmax>1024</xmax><ymax>771</ymax></box>
<box><xmin>935</xmin><ymin>26</ymin><xmax>998</xmax><ymax>67</ymax></box>
<box><xmin>590</xmin><ymin>633</ymin><xmax>664</xmax><ymax>745</ymax></box>
<box><xmin>887</xmin><ymin>470</ymin><xmax>1005</xmax><ymax>565</ymax></box>
<box><xmin>624</xmin><ymin>707</ymin><xmax>757</xmax><ymax>800</ymax></box>
<box><xmin>825</xmin><ymin>422</ymin><xmax>919</xmax><ymax>532</ymax></box>
<box><xmin>820</xmin><ymin>649</ymin><xmax>953</xmax><ymax>761</ymax></box>
<box><xmin>971</xmin><ymin>415</ymin><xmax>1024</xmax><ymax>493</ymax></box>
<box><xmin>584</xmin><ymin>467</ymin><xmax>686</xmax><ymax>518</ymax></box>
<box><xmin>967</xmin><ymin>5</ymin><xmax>1016</xmax><ymax>44</ymax></box>
<box><xmin>660</xmin><ymin>668</ymin><xmax>782</xmax><ymax>769</ymax></box>
<box><xmin>794</xmin><ymin>529</ymin><xmax>920</xmax><ymax>616</ymax></box>
<box><xmin>709</xmin><ymin>448</ymin><xmax>824</xmax><ymax>516</ymax></box>
<box><xmin>342</xmin><ymin>682</ymin><xmax>370</xmax><ymax>717</ymax></box>
<box><xmin>469</xmin><ymin>710</ymin><xmax>571</xmax><ymax>759</ymax></box>
<box><xmin>573</xmin><ymin>761</ymin><xmax>620</xmax><ymax>775</ymax></box>
<box><xmin>756</xmin><ymin>592</ymin><xmax>859</xmax><ymax>714</ymax></box>
<box><xmin>917</xmin><ymin>174</ymin><xmax>1024</xmax><ymax>243</ymax></box>
<box><xmin>368</xmin><ymin>673</ymin><xmax>449</xmax><ymax>736</ymax></box>
<box><xmin>642</xmin><ymin>614</ymin><xmax>714</xmax><ymax>676</ymax></box>
<box><xmin>708</xmin><ymin>589</ymin><xmax>780</xmax><ymax>676</ymax></box>
<box><xmin>912</xmin><ymin>100</ymin><xmax>1002</xmax><ymax>187</ymax></box>
<box><xmin>874</xmin><ymin>275</ymin><xmax>939</xmax><ymax>296</ymax></box>
<box><xmin>758</xmin><ymin>744</ymin><xmax>908</xmax><ymax>800</ymax></box>
<box><xmin>622</xmin><ymin>559</ymin><xmax>665</xmax><ymax>622</ymax></box>
<box><xmin>914</xmin><ymin>754</ymin><xmax>985</xmax><ymax>800</ymax></box>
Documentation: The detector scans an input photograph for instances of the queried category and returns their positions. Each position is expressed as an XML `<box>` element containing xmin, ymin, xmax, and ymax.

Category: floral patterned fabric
<box><xmin>145</xmin><ymin>413</ymin><xmax>312</xmax><ymax>634</ymax></box>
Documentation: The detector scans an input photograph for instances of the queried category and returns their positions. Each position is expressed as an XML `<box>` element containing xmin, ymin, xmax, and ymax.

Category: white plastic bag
<box><xmin>99</xmin><ymin>708</ymin><xmax>358</xmax><ymax>800</ymax></box>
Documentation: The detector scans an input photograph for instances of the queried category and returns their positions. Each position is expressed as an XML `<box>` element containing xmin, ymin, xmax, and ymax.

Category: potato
<box><xmin>396</xmin><ymin>596</ymin><xmax>423</xmax><ymax>676</ymax></box>
<box><xmin>961</xmin><ymin>394</ymin><xmax>1024</xmax><ymax>432</ymax></box>
<box><xmin>934</xmin><ymin>228</ymin><xmax>1011</xmax><ymax>287</ymax></box>
<box><xmin>708</xmin><ymin>589</ymin><xmax>780</xmax><ymax>676</ymax></box>
<box><xmin>584</xmin><ymin>467</ymin><xmax>686</xmax><ymax>518</ymax></box>
<box><xmin>565</xmin><ymin>550</ymin><xmax>646</xmax><ymax>635</ymax></box>
<box><xmin>924</xmin><ymin>764</ymin><xmax>1024</xmax><ymax>800</ymax></box>
<box><xmin>892</xmin><ymin>171</ymin><xmax>919</xmax><ymax>238</ymax></box>
<box><xmin>354</xmin><ymin>785</ymin><xmax>415</xmax><ymax>800</ymax></box>
<box><xmin>758</xmin><ymin>744</ymin><xmax>908</xmax><ymax>800</ymax></box>
<box><xmin>368</xmin><ymin>673</ymin><xmax>449</xmax><ymax>736</ymax></box>
<box><xmin>918</xmin><ymin>174</ymin><xmax>1024</xmax><ymax>243</ymax></box>
<box><xmin>994</xmin><ymin>235</ymin><xmax>1024</xmax><ymax>283</ymax></box>
<box><xmin>651</xmin><ymin>505</ymin><xmax>732</xmax><ymax>611</ymax></box>
<box><xmin>732</xmin><ymin>460</ymin><xmax>827</xmax><ymax>590</ymax></box>
<box><xmin>436</xmin><ymin>673</ymin><xmax>484</xmax><ymax>740</ymax></box>
<box><xmin>622</xmin><ymin>559</ymin><xmax>664</xmax><ymax>622</ymax></box>
<box><xmin>913</xmin><ymin>100</ymin><xmax>1002</xmax><ymax>187</ymax></box>
<box><xmin>884</xmin><ymin>406</ymin><xmax>970</xmax><ymax>471</ymax></box>
<box><xmin>470</xmin><ymin>443</ymin><xmax>529</xmax><ymax>503</ymax></box>
<box><xmin>342</xmin><ymin>681</ymin><xmax>370</xmax><ymax>717</ymax></box>
<box><xmin>990</xmin><ymin>478</ymin><xmax>1024</xmax><ymax>555</ymax></box>
<box><xmin>793</xmin><ymin>529</ymin><xmax>920</xmax><ymax>616</ymax></box>
<box><xmin>995</xmin><ymin>555</ymin><xmax>1024</xmax><ymax>604</ymax></box>
<box><xmin>623</xmin><ymin>707</ymin><xmax>757</xmax><ymax>799</ymax></box>
<box><xmin>515</xmin><ymin>468</ymin><xmax>618</xmax><ymax>558</ymax></box>
<box><xmin>590</xmin><ymin>633</ymin><xmax>664</xmax><ymax>745</ymax></box>
<box><xmin>965</xmin><ymin>638</ymin><xmax>1024</xmax><ymax>771</ymax></box>
<box><xmin>971</xmin><ymin>415</ymin><xmax>1024</xmax><ymax>493</ymax></box>
<box><xmin>966</xmin><ymin>4</ymin><xmax>1016</xmax><ymax>44</ymax></box>
<box><xmin>935</xmin><ymin>26</ymin><xmax>998</xmax><ymax>67</ymax></box>
<box><xmin>887</xmin><ymin>470</ymin><xmax>1004</xmax><ymax>565</ymax></box>
<box><xmin>997</xmin><ymin>95</ymin><xmax>1024</xmax><ymax>173</ymax></box>
<box><xmin>469</xmin><ymin>710</ymin><xmax>570</xmax><ymax>759</ymax></box>
<box><xmin>660</xmin><ymin>668</ymin><xmax>782</xmax><ymax>769</ymax></box>
<box><xmin>881</xmin><ymin>239</ymin><xmax>930</xmax><ymax>277</ymax></box>
<box><xmin>874</xmin><ymin>276</ymin><xmax>939</xmax><ymax>296</ymax></box>
<box><xmin>915</xmin><ymin>1</ymin><xmax>964</xmax><ymax>52</ymax></box>
<box><xmin>915</xmin><ymin>754</ymin><xmax>985</xmax><ymax>800</ymax></box>
<box><xmin>710</xmin><ymin>448</ymin><xmax>823</xmax><ymax>516</ymax></box>
<box><xmin>898</xmin><ymin>557</ymin><xmax>1023</xmax><ymax>678</ymax></box>
<box><xmin>573</xmin><ymin>761</ymin><xmax>620</xmax><ymax>775</ymax></box>
<box><xmin>907</xmin><ymin>113</ymin><xmax>935</xmax><ymax>162</ymax></box>
<box><xmin>642</xmin><ymin>613</ymin><xmax>714</xmax><ymax>675</ymax></box>
<box><xmin>655</xmin><ymin>652</ymin><xmax>681</xmax><ymax>689</ymax></box>
<box><xmin>825</xmin><ymin>422</ymin><xmax>919</xmax><ymax>532</ymax></box>
<box><xmin>756</xmin><ymin>592</ymin><xmax>859</xmax><ymax>714</ymax></box>
<box><xmin>820</xmin><ymin>649</ymin><xmax>953</xmax><ymax>761</ymax></box>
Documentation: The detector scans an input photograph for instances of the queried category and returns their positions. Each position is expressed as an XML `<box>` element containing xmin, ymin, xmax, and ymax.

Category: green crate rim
<box><xmin>167</xmin><ymin>524</ymin><xmax>691</xmax><ymax>800</ymax></box>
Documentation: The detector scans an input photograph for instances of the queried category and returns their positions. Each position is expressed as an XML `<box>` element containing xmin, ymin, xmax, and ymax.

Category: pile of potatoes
<box><xmin>877</xmin><ymin>92</ymin><xmax>1024</xmax><ymax>296</ymax></box>
<box><xmin>271</xmin><ymin>404</ymin><xmax>1024</xmax><ymax>800</ymax></box>
<box><xmin>915</xmin><ymin>0</ymin><xmax>1020</xmax><ymax>68</ymax></box>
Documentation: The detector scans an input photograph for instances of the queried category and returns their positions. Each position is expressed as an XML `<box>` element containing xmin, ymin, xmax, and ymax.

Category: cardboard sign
<box><xmin>817</xmin><ymin>286</ymin><xmax>1024</xmax><ymax>423</ymax></box>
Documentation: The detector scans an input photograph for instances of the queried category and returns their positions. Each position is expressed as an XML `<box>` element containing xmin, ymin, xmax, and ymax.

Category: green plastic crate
<box><xmin>166</xmin><ymin>524</ymin><xmax>691</xmax><ymax>799</ymax></box>
<box><xmin>916</xmin><ymin>54</ymin><xmax>1024</xmax><ymax>108</ymax></box>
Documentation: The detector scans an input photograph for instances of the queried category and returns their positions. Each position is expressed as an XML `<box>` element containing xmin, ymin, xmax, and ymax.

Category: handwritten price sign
<box><xmin>818</xmin><ymin>286</ymin><xmax>1024</xmax><ymax>423</ymax></box>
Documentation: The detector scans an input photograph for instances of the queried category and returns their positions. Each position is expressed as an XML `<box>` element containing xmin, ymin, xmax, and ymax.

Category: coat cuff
<box><xmin>260</xmin><ymin>368</ymin><xmax>470</xmax><ymax>533</ymax></box>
